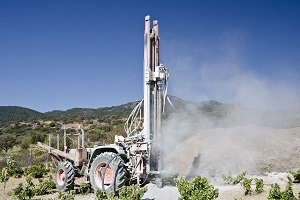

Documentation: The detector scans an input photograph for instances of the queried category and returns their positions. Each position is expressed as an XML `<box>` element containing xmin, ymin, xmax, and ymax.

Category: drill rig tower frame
<box><xmin>143</xmin><ymin>15</ymin><xmax>168</xmax><ymax>177</ymax></box>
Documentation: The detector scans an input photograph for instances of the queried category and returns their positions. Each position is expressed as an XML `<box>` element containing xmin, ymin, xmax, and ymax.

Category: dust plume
<box><xmin>161</xmin><ymin>31</ymin><xmax>300</xmax><ymax>179</ymax></box>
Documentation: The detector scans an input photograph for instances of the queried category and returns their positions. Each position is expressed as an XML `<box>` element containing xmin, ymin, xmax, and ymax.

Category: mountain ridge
<box><xmin>1</xmin><ymin>96</ymin><xmax>300</xmax><ymax>128</ymax></box>
<box><xmin>0</xmin><ymin>97</ymin><xmax>225</xmax><ymax>123</ymax></box>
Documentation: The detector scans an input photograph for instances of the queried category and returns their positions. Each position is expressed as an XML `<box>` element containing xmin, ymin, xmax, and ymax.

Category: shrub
<box><xmin>13</xmin><ymin>176</ymin><xmax>56</xmax><ymax>199</ymax></box>
<box><xmin>95</xmin><ymin>184</ymin><xmax>147</xmax><ymax>200</ymax></box>
<box><xmin>0</xmin><ymin>167</ymin><xmax>9</xmax><ymax>191</ymax></box>
<box><xmin>118</xmin><ymin>184</ymin><xmax>148</xmax><ymax>200</ymax></box>
<box><xmin>254</xmin><ymin>178</ymin><xmax>264</xmax><ymax>193</ymax></box>
<box><xmin>222</xmin><ymin>171</ymin><xmax>247</xmax><ymax>185</ymax></box>
<box><xmin>0</xmin><ymin>134</ymin><xmax>17</xmax><ymax>152</ymax></box>
<box><xmin>267</xmin><ymin>178</ymin><xmax>297</xmax><ymax>200</ymax></box>
<box><xmin>25</xmin><ymin>163</ymin><xmax>48</xmax><ymax>178</ymax></box>
<box><xmin>12</xmin><ymin>176</ymin><xmax>35</xmax><ymax>200</ymax></box>
<box><xmin>242</xmin><ymin>178</ymin><xmax>252</xmax><ymax>195</ymax></box>
<box><xmin>289</xmin><ymin>169</ymin><xmax>300</xmax><ymax>182</ymax></box>
<box><xmin>77</xmin><ymin>183</ymin><xmax>91</xmax><ymax>194</ymax></box>
<box><xmin>19</xmin><ymin>136</ymin><xmax>31</xmax><ymax>149</ymax></box>
<box><xmin>282</xmin><ymin>177</ymin><xmax>297</xmax><ymax>200</ymax></box>
<box><xmin>95</xmin><ymin>190</ymin><xmax>111</xmax><ymax>200</ymax></box>
<box><xmin>176</xmin><ymin>176</ymin><xmax>219</xmax><ymax>200</ymax></box>
<box><xmin>58</xmin><ymin>190</ymin><xmax>76</xmax><ymax>200</ymax></box>
<box><xmin>35</xmin><ymin>175</ymin><xmax>56</xmax><ymax>195</ymax></box>
<box><xmin>6</xmin><ymin>157</ymin><xmax>24</xmax><ymax>178</ymax></box>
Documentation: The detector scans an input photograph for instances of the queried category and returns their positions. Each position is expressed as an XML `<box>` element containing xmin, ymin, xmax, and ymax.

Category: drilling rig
<box><xmin>37</xmin><ymin>15</ymin><xmax>169</xmax><ymax>193</ymax></box>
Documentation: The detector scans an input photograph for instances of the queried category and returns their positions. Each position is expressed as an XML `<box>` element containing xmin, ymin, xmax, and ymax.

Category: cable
<box><xmin>124</xmin><ymin>100</ymin><xmax>144</xmax><ymax>137</ymax></box>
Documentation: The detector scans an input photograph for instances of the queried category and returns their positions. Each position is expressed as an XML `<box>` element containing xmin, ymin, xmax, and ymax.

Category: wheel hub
<box><xmin>96</xmin><ymin>164</ymin><xmax>113</xmax><ymax>184</ymax></box>
<box><xmin>57</xmin><ymin>169</ymin><xmax>65</xmax><ymax>185</ymax></box>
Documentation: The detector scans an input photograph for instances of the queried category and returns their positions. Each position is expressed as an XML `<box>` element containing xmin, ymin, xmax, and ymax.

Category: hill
<box><xmin>0</xmin><ymin>97</ymin><xmax>232</xmax><ymax>123</ymax></box>
<box><xmin>1</xmin><ymin>97</ymin><xmax>300</xmax><ymax>128</ymax></box>
<box><xmin>0</xmin><ymin>101</ymin><xmax>141</xmax><ymax>123</ymax></box>
<box><xmin>0</xmin><ymin>106</ymin><xmax>43</xmax><ymax>123</ymax></box>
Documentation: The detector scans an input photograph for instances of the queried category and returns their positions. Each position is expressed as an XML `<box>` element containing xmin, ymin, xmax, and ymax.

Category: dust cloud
<box><xmin>161</xmin><ymin>33</ymin><xmax>300</xmax><ymax>179</ymax></box>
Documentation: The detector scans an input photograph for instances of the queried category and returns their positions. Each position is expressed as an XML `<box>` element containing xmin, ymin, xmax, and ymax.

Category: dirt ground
<box><xmin>1</xmin><ymin>126</ymin><xmax>300</xmax><ymax>199</ymax></box>
<box><xmin>2</xmin><ymin>173</ymin><xmax>300</xmax><ymax>200</ymax></box>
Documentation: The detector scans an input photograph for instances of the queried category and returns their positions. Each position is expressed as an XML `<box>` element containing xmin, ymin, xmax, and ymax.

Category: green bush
<box><xmin>267</xmin><ymin>178</ymin><xmax>297</xmax><ymax>200</ymax></box>
<box><xmin>176</xmin><ymin>176</ymin><xmax>219</xmax><ymax>200</ymax></box>
<box><xmin>13</xmin><ymin>175</ymin><xmax>56</xmax><ymax>199</ymax></box>
<box><xmin>222</xmin><ymin>171</ymin><xmax>247</xmax><ymax>185</ymax></box>
<box><xmin>268</xmin><ymin>183</ymin><xmax>281</xmax><ymax>200</ymax></box>
<box><xmin>242</xmin><ymin>178</ymin><xmax>252</xmax><ymax>195</ymax></box>
<box><xmin>19</xmin><ymin>136</ymin><xmax>31</xmax><ymax>149</ymax></box>
<box><xmin>289</xmin><ymin>169</ymin><xmax>300</xmax><ymax>182</ymax></box>
<box><xmin>95</xmin><ymin>190</ymin><xmax>112</xmax><ymax>200</ymax></box>
<box><xmin>95</xmin><ymin>184</ymin><xmax>147</xmax><ymax>200</ymax></box>
<box><xmin>6</xmin><ymin>157</ymin><xmax>24</xmax><ymax>178</ymax></box>
<box><xmin>35</xmin><ymin>175</ymin><xmax>56</xmax><ymax>195</ymax></box>
<box><xmin>25</xmin><ymin>163</ymin><xmax>48</xmax><ymax>178</ymax></box>
<box><xmin>282</xmin><ymin>177</ymin><xmax>297</xmax><ymax>200</ymax></box>
<box><xmin>0</xmin><ymin>134</ymin><xmax>17</xmax><ymax>152</ymax></box>
<box><xmin>12</xmin><ymin>176</ymin><xmax>35</xmax><ymax>200</ymax></box>
<box><xmin>77</xmin><ymin>183</ymin><xmax>91</xmax><ymax>194</ymax></box>
<box><xmin>0</xmin><ymin>167</ymin><xmax>9</xmax><ymax>191</ymax></box>
<box><xmin>254</xmin><ymin>178</ymin><xmax>264</xmax><ymax>193</ymax></box>
<box><xmin>118</xmin><ymin>184</ymin><xmax>148</xmax><ymax>200</ymax></box>
<box><xmin>58</xmin><ymin>190</ymin><xmax>76</xmax><ymax>200</ymax></box>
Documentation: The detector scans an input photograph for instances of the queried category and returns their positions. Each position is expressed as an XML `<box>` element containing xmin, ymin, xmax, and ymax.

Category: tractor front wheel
<box><xmin>90</xmin><ymin>152</ymin><xmax>126</xmax><ymax>193</ymax></box>
<box><xmin>55</xmin><ymin>161</ymin><xmax>75</xmax><ymax>191</ymax></box>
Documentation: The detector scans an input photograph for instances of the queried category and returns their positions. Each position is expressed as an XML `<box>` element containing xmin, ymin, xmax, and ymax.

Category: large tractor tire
<box><xmin>90</xmin><ymin>152</ymin><xmax>126</xmax><ymax>193</ymax></box>
<box><xmin>55</xmin><ymin>161</ymin><xmax>75</xmax><ymax>191</ymax></box>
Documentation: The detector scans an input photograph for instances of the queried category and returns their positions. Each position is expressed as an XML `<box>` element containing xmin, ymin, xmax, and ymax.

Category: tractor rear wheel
<box><xmin>55</xmin><ymin>161</ymin><xmax>75</xmax><ymax>191</ymax></box>
<box><xmin>90</xmin><ymin>152</ymin><xmax>126</xmax><ymax>193</ymax></box>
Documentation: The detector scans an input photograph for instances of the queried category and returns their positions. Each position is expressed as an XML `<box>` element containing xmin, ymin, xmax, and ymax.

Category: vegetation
<box><xmin>254</xmin><ymin>178</ymin><xmax>264</xmax><ymax>193</ymax></box>
<box><xmin>77</xmin><ymin>183</ymin><xmax>91</xmax><ymax>194</ymax></box>
<box><xmin>24</xmin><ymin>163</ymin><xmax>48</xmax><ymax>178</ymax></box>
<box><xmin>12</xmin><ymin>176</ymin><xmax>36</xmax><ymax>200</ymax></box>
<box><xmin>95</xmin><ymin>190</ymin><xmax>115</xmax><ymax>200</ymax></box>
<box><xmin>267</xmin><ymin>177</ymin><xmax>297</xmax><ymax>200</ymax></box>
<box><xmin>35</xmin><ymin>175</ymin><xmax>56</xmax><ymax>195</ymax></box>
<box><xmin>176</xmin><ymin>176</ymin><xmax>219</xmax><ymax>200</ymax></box>
<box><xmin>222</xmin><ymin>171</ymin><xmax>247</xmax><ymax>185</ymax></box>
<box><xmin>57</xmin><ymin>190</ymin><xmax>76</xmax><ymax>200</ymax></box>
<box><xmin>0</xmin><ymin>134</ymin><xmax>18</xmax><ymax>152</ymax></box>
<box><xmin>0</xmin><ymin>101</ymin><xmax>139</xmax><ymax>124</ymax></box>
<box><xmin>95</xmin><ymin>184</ymin><xmax>147</xmax><ymax>200</ymax></box>
<box><xmin>1</xmin><ymin>98</ymin><xmax>300</xmax><ymax>199</ymax></box>
<box><xmin>118</xmin><ymin>184</ymin><xmax>148</xmax><ymax>200</ymax></box>
<box><xmin>6</xmin><ymin>157</ymin><xmax>24</xmax><ymax>178</ymax></box>
<box><xmin>223</xmin><ymin>171</ymin><xmax>265</xmax><ymax>196</ymax></box>
<box><xmin>12</xmin><ymin>175</ymin><xmax>56</xmax><ymax>199</ymax></box>
<box><xmin>0</xmin><ymin>104</ymin><xmax>132</xmax><ymax>151</ymax></box>
<box><xmin>242</xmin><ymin>178</ymin><xmax>253</xmax><ymax>195</ymax></box>
<box><xmin>0</xmin><ymin>106</ymin><xmax>42</xmax><ymax>123</ymax></box>
<box><xmin>0</xmin><ymin>167</ymin><xmax>9</xmax><ymax>191</ymax></box>
<box><xmin>289</xmin><ymin>168</ymin><xmax>300</xmax><ymax>182</ymax></box>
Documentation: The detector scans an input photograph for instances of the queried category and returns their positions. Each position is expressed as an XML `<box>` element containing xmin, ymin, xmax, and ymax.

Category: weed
<box><xmin>242</xmin><ymin>178</ymin><xmax>252</xmax><ymax>195</ymax></box>
<box><xmin>176</xmin><ymin>176</ymin><xmax>219</xmax><ymax>200</ymax></box>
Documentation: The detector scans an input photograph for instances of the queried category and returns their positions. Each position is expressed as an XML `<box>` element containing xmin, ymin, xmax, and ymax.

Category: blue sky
<box><xmin>0</xmin><ymin>0</ymin><xmax>299</xmax><ymax>112</ymax></box>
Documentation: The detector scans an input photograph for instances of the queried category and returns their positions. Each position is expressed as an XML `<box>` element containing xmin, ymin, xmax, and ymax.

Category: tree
<box><xmin>0</xmin><ymin>134</ymin><xmax>17</xmax><ymax>152</ymax></box>
<box><xmin>19</xmin><ymin>136</ymin><xmax>31</xmax><ymax>150</ymax></box>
